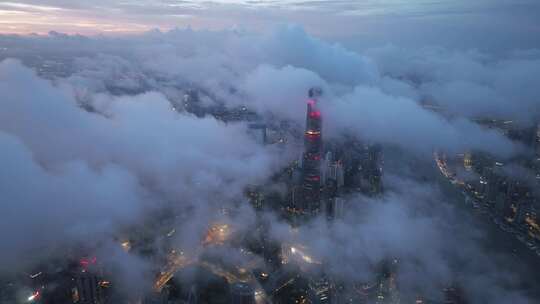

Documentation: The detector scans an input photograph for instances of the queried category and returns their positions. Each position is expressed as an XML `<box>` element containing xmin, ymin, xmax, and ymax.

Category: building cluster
<box><xmin>285</xmin><ymin>88</ymin><xmax>383</xmax><ymax>222</ymax></box>
<box><xmin>0</xmin><ymin>256</ymin><xmax>112</xmax><ymax>304</ymax></box>
<box><xmin>239</xmin><ymin>89</ymin><xmax>468</xmax><ymax>304</ymax></box>
<box><xmin>0</xmin><ymin>88</ymin><xmax>483</xmax><ymax>304</ymax></box>
<box><xmin>178</xmin><ymin>89</ymin><xmax>259</xmax><ymax>123</ymax></box>
<box><xmin>440</xmin><ymin>120</ymin><xmax>540</xmax><ymax>256</ymax></box>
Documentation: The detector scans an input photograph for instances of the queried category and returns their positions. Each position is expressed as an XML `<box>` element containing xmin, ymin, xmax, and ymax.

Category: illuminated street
<box><xmin>152</xmin><ymin>223</ymin><xmax>271</xmax><ymax>303</ymax></box>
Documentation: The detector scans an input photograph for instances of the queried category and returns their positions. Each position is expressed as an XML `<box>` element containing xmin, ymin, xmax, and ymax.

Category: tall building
<box><xmin>535</xmin><ymin>122</ymin><xmax>540</xmax><ymax>182</ymax></box>
<box><xmin>365</xmin><ymin>144</ymin><xmax>384</xmax><ymax>196</ymax></box>
<box><xmin>443</xmin><ymin>285</ymin><xmax>468</xmax><ymax>304</ymax></box>
<box><xmin>322</xmin><ymin>152</ymin><xmax>345</xmax><ymax>189</ymax></box>
<box><xmin>308</xmin><ymin>276</ymin><xmax>333</xmax><ymax>304</ymax></box>
<box><xmin>73</xmin><ymin>270</ymin><xmax>104</xmax><ymax>304</ymax></box>
<box><xmin>230</xmin><ymin>282</ymin><xmax>255</xmax><ymax>304</ymax></box>
<box><xmin>463</xmin><ymin>152</ymin><xmax>473</xmax><ymax>171</ymax></box>
<box><xmin>534</xmin><ymin>122</ymin><xmax>540</xmax><ymax>154</ymax></box>
<box><xmin>375</xmin><ymin>259</ymin><xmax>400</xmax><ymax>304</ymax></box>
<box><xmin>248</xmin><ymin>123</ymin><xmax>268</xmax><ymax>145</ymax></box>
<box><xmin>186</xmin><ymin>284</ymin><xmax>198</xmax><ymax>304</ymax></box>
<box><xmin>301</xmin><ymin>88</ymin><xmax>324</xmax><ymax>215</ymax></box>
<box><xmin>322</xmin><ymin>151</ymin><xmax>345</xmax><ymax>219</ymax></box>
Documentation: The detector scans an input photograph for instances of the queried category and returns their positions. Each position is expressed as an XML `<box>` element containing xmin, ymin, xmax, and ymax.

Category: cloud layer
<box><xmin>0</xmin><ymin>24</ymin><xmax>539</xmax><ymax>302</ymax></box>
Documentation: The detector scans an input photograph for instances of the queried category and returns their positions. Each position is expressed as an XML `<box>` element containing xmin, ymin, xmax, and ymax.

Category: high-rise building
<box><xmin>322</xmin><ymin>151</ymin><xmax>346</xmax><ymax>219</ymax></box>
<box><xmin>535</xmin><ymin>122</ymin><xmax>540</xmax><ymax>182</ymax></box>
<box><xmin>301</xmin><ymin>88</ymin><xmax>324</xmax><ymax>215</ymax></box>
<box><xmin>186</xmin><ymin>284</ymin><xmax>198</xmax><ymax>304</ymax></box>
<box><xmin>443</xmin><ymin>285</ymin><xmax>468</xmax><ymax>304</ymax></box>
<box><xmin>329</xmin><ymin>197</ymin><xmax>346</xmax><ymax>220</ymax></box>
<box><xmin>248</xmin><ymin>123</ymin><xmax>268</xmax><ymax>145</ymax></box>
<box><xmin>366</xmin><ymin>144</ymin><xmax>384</xmax><ymax>195</ymax></box>
<box><xmin>230</xmin><ymin>282</ymin><xmax>255</xmax><ymax>304</ymax></box>
<box><xmin>308</xmin><ymin>276</ymin><xmax>332</xmax><ymax>304</ymax></box>
<box><xmin>73</xmin><ymin>270</ymin><xmax>103</xmax><ymax>304</ymax></box>
<box><xmin>322</xmin><ymin>152</ymin><xmax>345</xmax><ymax>189</ymax></box>
<box><xmin>535</xmin><ymin>122</ymin><xmax>540</xmax><ymax>153</ymax></box>
<box><xmin>463</xmin><ymin>152</ymin><xmax>473</xmax><ymax>171</ymax></box>
<box><xmin>375</xmin><ymin>259</ymin><xmax>400</xmax><ymax>304</ymax></box>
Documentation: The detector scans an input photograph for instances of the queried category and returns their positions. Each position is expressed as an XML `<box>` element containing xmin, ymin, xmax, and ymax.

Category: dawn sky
<box><xmin>1</xmin><ymin>0</ymin><xmax>540</xmax><ymax>50</ymax></box>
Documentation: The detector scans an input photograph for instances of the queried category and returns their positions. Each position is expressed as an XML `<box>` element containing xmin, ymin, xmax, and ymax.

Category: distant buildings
<box><xmin>180</xmin><ymin>88</ymin><xmax>259</xmax><ymax>122</ymax></box>
<box><xmin>437</xmin><ymin>119</ymin><xmax>540</xmax><ymax>255</ymax></box>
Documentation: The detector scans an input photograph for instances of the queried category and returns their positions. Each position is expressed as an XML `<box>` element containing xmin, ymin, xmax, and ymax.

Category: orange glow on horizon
<box><xmin>0</xmin><ymin>4</ymin><xmax>193</xmax><ymax>36</ymax></box>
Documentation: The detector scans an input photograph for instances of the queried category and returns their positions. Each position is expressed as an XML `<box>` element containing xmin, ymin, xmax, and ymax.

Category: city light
<box><xmin>309</xmin><ymin>111</ymin><xmax>321</xmax><ymax>119</ymax></box>
<box><xmin>27</xmin><ymin>291</ymin><xmax>40</xmax><ymax>302</ymax></box>
<box><xmin>121</xmin><ymin>241</ymin><xmax>131</xmax><ymax>252</ymax></box>
<box><xmin>99</xmin><ymin>281</ymin><xmax>111</xmax><ymax>288</ymax></box>
<box><xmin>203</xmin><ymin>223</ymin><xmax>231</xmax><ymax>245</ymax></box>
<box><xmin>80</xmin><ymin>257</ymin><xmax>97</xmax><ymax>268</ymax></box>
<box><xmin>29</xmin><ymin>272</ymin><xmax>42</xmax><ymax>279</ymax></box>
<box><xmin>305</xmin><ymin>130</ymin><xmax>320</xmax><ymax>136</ymax></box>
<box><xmin>283</xmin><ymin>244</ymin><xmax>321</xmax><ymax>266</ymax></box>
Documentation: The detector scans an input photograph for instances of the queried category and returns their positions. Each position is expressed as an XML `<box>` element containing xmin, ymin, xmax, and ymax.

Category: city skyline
<box><xmin>1</xmin><ymin>1</ymin><xmax>540</xmax><ymax>304</ymax></box>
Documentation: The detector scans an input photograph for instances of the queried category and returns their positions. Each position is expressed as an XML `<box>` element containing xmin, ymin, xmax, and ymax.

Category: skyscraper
<box><xmin>322</xmin><ymin>151</ymin><xmax>345</xmax><ymax>219</ymax></box>
<box><xmin>73</xmin><ymin>270</ymin><xmax>103</xmax><ymax>304</ymax></box>
<box><xmin>247</xmin><ymin>123</ymin><xmax>268</xmax><ymax>145</ymax></box>
<box><xmin>536</xmin><ymin>122</ymin><xmax>540</xmax><ymax>157</ymax></box>
<box><xmin>301</xmin><ymin>88</ymin><xmax>324</xmax><ymax>215</ymax></box>
<box><xmin>535</xmin><ymin>122</ymin><xmax>540</xmax><ymax>182</ymax></box>
<box><xmin>230</xmin><ymin>282</ymin><xmax>255</xmax><ymax>304</ymax></box>
<box><xmin>443</xmin><ymin>285</ymin><xmax>469</xmax><ymax>304</ymax></box>
<box><xmin>375</xmin><ymin>259</ymin><xmax>400</xmax><ymax>304</ymax></box>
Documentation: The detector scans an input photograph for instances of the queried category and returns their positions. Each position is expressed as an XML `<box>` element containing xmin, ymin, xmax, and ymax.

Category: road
<box><xmin>154</xmin><ymin>250</ymin><xmax>195</xmax><ymax>292</ymax></box>
<box><xmin>153</xmin><ymin>223</ymin><xmax>271</xmax><ymax>303</ymax></box>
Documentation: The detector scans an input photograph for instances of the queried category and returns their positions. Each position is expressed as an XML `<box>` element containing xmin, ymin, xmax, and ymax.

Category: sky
<box><xmin>1</xmin><ymin>0</ymin><xmax>540</xmax><ymax>50</ymax></box>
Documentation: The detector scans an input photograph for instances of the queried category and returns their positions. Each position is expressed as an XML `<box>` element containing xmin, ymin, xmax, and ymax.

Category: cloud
<box><xmin>269</xmin><ymin>176</ymin><xmax>535</xmax><ymax>302</ymax></box>
<box><xmin>0</xmin><ymin>24</ymin><xmax>539</xmax><ymax>302</ymax></box>
<box><xmin>0</xmin><ymin>59</ymin><xmax>283</xmax><ymax>274</ymax></box>
<box><xmin>323</xmin><ymin>85</ymin><xmax>520</xmax><ymax>157</ymax></box>
<box><xmin>0</xmin><ymin>131</ymin><xmax>145</xmax><ymax>273</ymax></box>
<box><xmin>367</xmin><ymin>45</ymin><xmax>540</xmax><ymax>123</ymax></box>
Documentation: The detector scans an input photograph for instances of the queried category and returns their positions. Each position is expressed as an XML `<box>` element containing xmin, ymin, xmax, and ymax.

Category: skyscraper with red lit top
<box><xmin>301</xmin><ymin>88</ymin><xmax>323</xmax><ymax>215</ymax></box>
